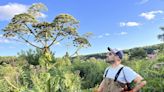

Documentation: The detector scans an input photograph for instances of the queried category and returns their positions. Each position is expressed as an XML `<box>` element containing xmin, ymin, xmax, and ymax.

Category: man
<box><xmin>97</xmin><ymin>47</ymin><xmax>146</xmax><ymax>92</ymax></box>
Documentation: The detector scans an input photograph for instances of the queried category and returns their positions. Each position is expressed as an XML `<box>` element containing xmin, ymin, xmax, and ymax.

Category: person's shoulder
<box><xmin>123</xmin><ymin>66</ymin><xmax>131</xmax><ymax>69</ymax></box>
<box><xmin>105</xmin><ymin>66</ymin><xmax>111</xmax><ymax>70</ymax></box>
<box><xmin>103</xmin><ymin>66</ymin><xmax>112</xmax><ymax>77</ymax></box>
<box><xmin>104</xmin><ymin>65</ymin><xmax>112</xmax><ymax>73</ymax></box>
<box><xmin>123</xmin><ymin>66</ymin><xmax>134</xmax><ymax>71</ymax></box>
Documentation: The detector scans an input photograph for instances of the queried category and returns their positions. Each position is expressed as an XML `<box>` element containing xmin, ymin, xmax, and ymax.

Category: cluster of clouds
<box><xmin>0</xmin><ymin>3</ymin><xmax>28</xmax><ymax>21</ymax></box>
<box><xmin>97</xmin><ymin>33</ymin><xmax>110</xmax><ymax>38</ymax></box>
<box><xmin>92</xmin><ymin>9</ymin><xmax>164</xmax><ymax>39</ymax></box>
<box><xmin>0</xmin><ymin>3</ymin><xmax>46</xmax><ymax>21</ymax></box>
<box><xmin>120</xmin><ymin>10</ymin><xmax>163</xmax><ymax>27</ymax></box>
<box><xmin>96</xmin><ymin>31</ymin><xmax>128</xmax><ymax>39</ymax></box>
<box><xmin>97</xmin><ymin>10</ymin><xmax>163</xmax><ymax>38</ymax></box>
<box><xmin>111</xmin><ymin>1</ymin><xmax>163</xmax><ymax>38</ymax></box>
<box><xmin>140</xmin><ymin>10</ymin><xmax>163</xmax><ymax>20</ymax></box>
<box><xmin>120</xmin><ymin>22</ymin><xmax>141</xmax><ymax>27</ymax></box>
<box><xmin>118</xmin><ymin>0</ymin><xmax>163</xmax><ymax>27</ymax></box>
<box><xmin>117</xmin><ymin>10</ymin><xmax>163</xmax><ymax>38</ymax></box>
<box><xmin>0</xmin><ymin>2</ymin><xmax>163</xmax><ymax>40</ymax></box>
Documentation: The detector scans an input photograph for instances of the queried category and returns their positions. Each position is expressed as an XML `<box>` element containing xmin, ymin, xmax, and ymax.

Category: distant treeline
<box><xmin>0</xmin><ymin>43</ymin><xmax>164</xmax><ymax>64</ymax></box>
<box><xmin>74</xmin><ymin>43</ymin><xmax>164</xmax><ymax>60</ymax></box>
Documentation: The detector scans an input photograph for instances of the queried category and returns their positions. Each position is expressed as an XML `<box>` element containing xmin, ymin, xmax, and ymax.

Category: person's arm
<box><xmin>96</xmin><ymin>79</ymin><xmax>105</xmax><ymax>92</ymax></box>
<box><xmin>127</xmin><ymin>75</ymin><xmax>146</xmax><ymax>92</ymax></box>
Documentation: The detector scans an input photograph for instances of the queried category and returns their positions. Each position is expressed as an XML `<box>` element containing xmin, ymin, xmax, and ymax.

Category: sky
<box><xmin>0</xmin><ymin>0</ymin><xmax>164</xmax><ymax>57</ymax></box>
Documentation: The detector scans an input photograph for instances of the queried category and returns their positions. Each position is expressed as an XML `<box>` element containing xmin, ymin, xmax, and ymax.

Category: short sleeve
<box><xmin>123</xmin><ymin>66</ymin><xmax>138</xmax><ymax>83</ymax></box>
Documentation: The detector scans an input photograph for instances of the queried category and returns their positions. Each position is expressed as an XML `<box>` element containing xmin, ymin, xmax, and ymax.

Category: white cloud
<box><xmin>105</xmin><ymin>33</ymin><xmax>110</xmax><ymax>36</ymax></box>
<box><xmin>98</xmin><ymin>35</ymin><xmax>103</xmax><ymax>38</ymax></box>
<box><xmin>120</xmin><ymin>22</ymin><xmax>141</xmax><ymax>27</ymax></box>
<box><xmin>120</xmin><ymin>32</ymin><xmax>128</xmax><ymax>35</ymax></box>
<box><xmin>140</xmin><ymin>10</ymin><xmax>163</xmax><ymax>20</ymax></box>
<box><xmin>120</xmin><ymin>22</ymin><xmax>126</xmax><ymax>27</ymax></box>
<box><xmin>94</xmin><ymin>33</ymin><xmax>110</xmax><ymax>39</ymax></box>
<box><xmin>0</xmin><ymin>3</ymin><xmax>46</xmax><ymax>21</ymax></box>
<box><xmin>115</xmin><ymin>32</ymin><xmax>128</xmax><ymax>36</ymax></box>
<box><xmin>0</xmin><ymin>38</ymin><xmax>11</xmax><ymax>43</ymax></box>
<box><xmin>0</xmin><ymin>3</ymin><xmax>28</xmax><ymax>21</ymax></box>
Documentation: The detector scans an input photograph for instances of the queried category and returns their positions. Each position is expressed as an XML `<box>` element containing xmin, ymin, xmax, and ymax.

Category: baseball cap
<box><xmin>107</xmin><ymin>47</ymin><xmax>124</xmax><ymax>59</ymax></box>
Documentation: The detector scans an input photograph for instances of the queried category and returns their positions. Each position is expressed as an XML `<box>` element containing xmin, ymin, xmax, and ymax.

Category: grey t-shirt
<box><xmin>103</xmin><ymin>64</ymin><xmax>138</xmax><ymax>83</ymax></box>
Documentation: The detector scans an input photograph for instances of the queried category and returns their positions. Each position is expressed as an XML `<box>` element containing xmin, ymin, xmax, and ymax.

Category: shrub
<box><xmin>72</xmin><ymin>57</ymin><xmax>107</xmax><ymax>89</ymax></box>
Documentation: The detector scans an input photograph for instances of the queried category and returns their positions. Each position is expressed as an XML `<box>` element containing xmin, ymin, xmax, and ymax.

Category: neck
<box><xmin>112</xmin><ymin>61</ymin><xmax>121</xmax><ymax>68</ymax></box>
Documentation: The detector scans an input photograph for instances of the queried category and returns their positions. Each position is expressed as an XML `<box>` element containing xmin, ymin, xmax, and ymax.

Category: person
<box><xmin>96</xmin><ymin>47</ymin><xmax>146</xmax><ymax>92</ymax></box>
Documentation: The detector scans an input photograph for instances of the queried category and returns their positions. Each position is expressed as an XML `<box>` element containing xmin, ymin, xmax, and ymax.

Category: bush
<box><xmin>72</xmin><ymin>57</ymin><xmax>107</xmax><ymax>89</ymax></box>
<box><xmin>0</xmin><ymin>57</ymin><xmax>82</xmax><ymax>92</ymax></box>
<box><xmin>0</xmin><ymin>56</ymin><xmax>17</xmax><ymax>65</ymax></box>
<box><xmin>126</xmin><ymin>57</ymin><xmax>164</xmax><ymax>91</ymax></box>
<box><xmin>17</xmin><ymin>49</ymin><xmax>43</xmax><ymax>65</ymax></box>
<box><xmin>18</xmin><ymin>49</ymin><xmax>55</xmax><ymax>66</ymax></box>
<box><xmin>129</xmin><ymin>48</ymin><xmax>147</xmax><ymax>60</ymax></box>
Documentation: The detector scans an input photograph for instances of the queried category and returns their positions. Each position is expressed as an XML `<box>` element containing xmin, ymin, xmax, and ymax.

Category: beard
<box><xmin>106</xmin><ymin>60</ymin><xmax>115</xmax><ymax>64</ymax></box>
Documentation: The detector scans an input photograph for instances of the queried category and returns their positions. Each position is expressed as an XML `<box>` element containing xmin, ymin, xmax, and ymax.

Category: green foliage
<box><xmin>0</xmin><ymin>79</ymin><xmax>10</xmax><ymax>92</ymax></box>
<box><xmin>28</xmin><ymin>3</ymin><xmax>48</xmax><ymax>18</ymax></box>
<box><xmin>0</xmin><ymin>56</ymin><xmax>17</xmax><ymax>65</ymax></box>
<box><xmin>72</xmin><ymin>57</ymin><xmax>107</xmax><ymax>89</ymax></box>
<box><xmin>0</xmin><ymin>47</ymin><xmax>163</xmax><ymax>92</ymax></box>
<box><xmin>0</xmin><ymin>57</ymin><xmax>82</xmax><ymax>92</ymax></box>
<box><xmin>129</xmin><ymin>48</ymin><xmax>147</xmax><ymax>60</ymax></box>
<box><xmin>29</xmin><ymin>57</ymin><xmax>81</xmax><ymax>92</ymax></box>
<box><xmin>2</xmin><ymin>3</ymin><xmax>91</xmax><ymax>55</ymax></box>
<box><xmin>0</xmin><ymin>64</ymin><xmax>27</xmax><ymax>92</ymax></box>
<box><xmin>124</xmin><ymin>55</ymin><xmax>164</xmax><ymax>91</ymax></box>
<box><xmin>73</xmin><ymin>37</ymin><xmax>91</xmax><ymax>47</ymax></box>
<box><xmin>18</xmin><ymin>49</ymin><xmax>43</xmax><ymax>65</ymax></box>
<box><xmin>157</xmin><ymin>53</ymin><xmax>164</xmax><ymax>62</ymax></box>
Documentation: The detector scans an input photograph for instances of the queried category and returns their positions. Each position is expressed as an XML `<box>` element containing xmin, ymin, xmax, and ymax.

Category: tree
<box><xmin>129</xmin><ymin>48</ymin><xmax>147</xmax><ymax>59</ymax></box>
<box><xmin>158</xmin><ymin>27</ymin><xmax>164</xmax><ymax>42</ymax></box>
<box><xmin>2</xmin><ymin>3</ymin><xmax>91</xmax><ymax>55</ymax></box>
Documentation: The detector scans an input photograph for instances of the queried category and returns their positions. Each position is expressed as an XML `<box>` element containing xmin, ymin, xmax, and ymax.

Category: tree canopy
<box><xmin>2</xmin><ymin>3</ymin><xmax>91</xmax><ymax>55</ymax></box>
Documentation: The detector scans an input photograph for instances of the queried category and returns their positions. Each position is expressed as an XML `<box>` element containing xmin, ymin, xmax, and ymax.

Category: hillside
<box><xmin>78</xmin><ymin>43</ymin><xmax>164</xmax><ymax>60</ymax></box>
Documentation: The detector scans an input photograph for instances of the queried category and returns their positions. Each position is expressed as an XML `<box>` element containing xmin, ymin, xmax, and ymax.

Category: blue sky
<box><xmin>0</xmin><ymin>0</ymin><xmax>164</xmax><ymax>57</ymax></box>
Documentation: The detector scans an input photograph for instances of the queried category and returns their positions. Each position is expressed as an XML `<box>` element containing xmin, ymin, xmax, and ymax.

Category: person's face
<box><xmin>106</xmin><ymin>52</ymin><xmax>116</xmax><ymax>64</ymax></box>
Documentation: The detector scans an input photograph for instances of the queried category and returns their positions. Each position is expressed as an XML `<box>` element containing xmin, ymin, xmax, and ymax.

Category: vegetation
<box><xmin>72</xmin><ymin>57</ymin><xmax>107</xmax><ymax>89</ymax></box>
<box><xmin>0</xmin><ymin>44</ymin><xmax>163</xmax><ymax>91</ymax></box>
<box><xmin>129</xmin><ymin>48</ymin><xmax>147</xmax><ymax>60</ymax></box>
